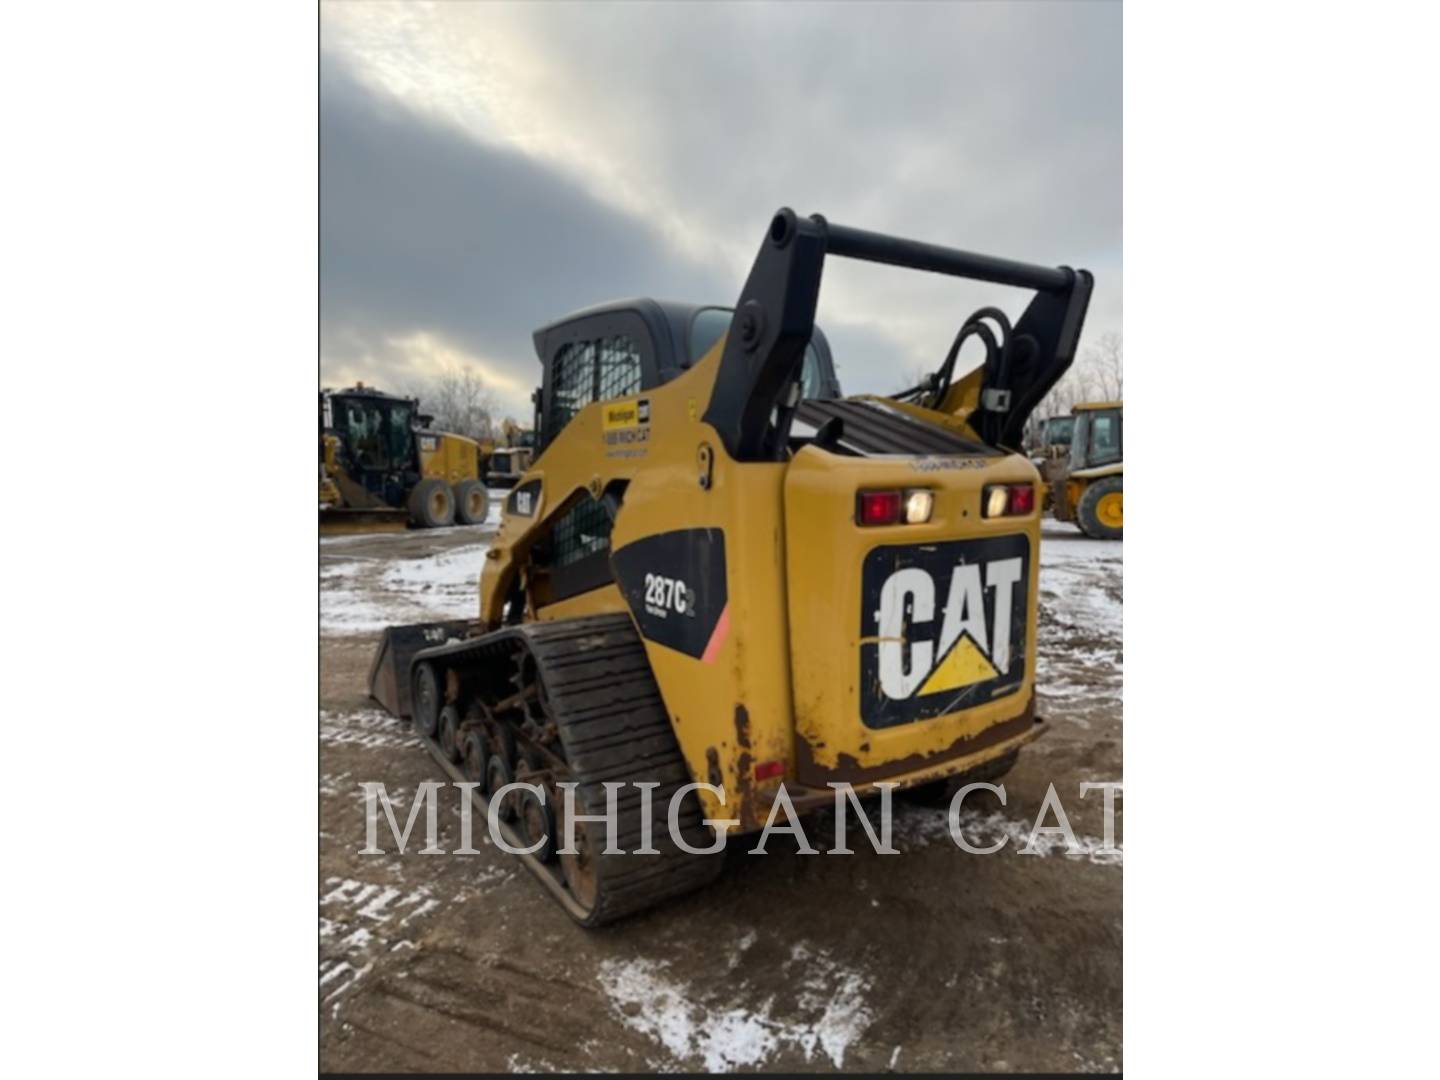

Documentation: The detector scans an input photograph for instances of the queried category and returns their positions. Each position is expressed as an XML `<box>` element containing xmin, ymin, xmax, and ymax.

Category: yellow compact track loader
<box><xmin>369</xmin><ymin>209</ymin><xmax>1093</xmax><ymax>924</ymax></box>
<box><xmin>320</xmin><ymin>384</ymin><xmax>490</xmax><ymax>534</ymax></box>
<box><xmin>1048</xmin><ymin>401</ymin><xmax>1122</xmax><ymax>539</ymax></box>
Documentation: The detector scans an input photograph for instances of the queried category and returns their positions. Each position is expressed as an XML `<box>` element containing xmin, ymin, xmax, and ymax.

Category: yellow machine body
<box><xmin>366</xmin><ymin>209</ymin><xmax>1095</xmax><ymax>924</ymax></box>
<box><xmin>478</xmin><ymin>336</ymin><xmax>1044</xmax><ymax>830</ymax></box>
<box><xmin>417</xmin><ymin>430</ymin><xmax>481</xmax><ymax>485</ymax></box>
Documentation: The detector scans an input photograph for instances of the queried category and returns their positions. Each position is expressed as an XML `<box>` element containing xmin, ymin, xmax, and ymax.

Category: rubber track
<box><xmin>475</xmin><ymin>613</ymin><xmax>724</xmax><ymax>926</ymax></box>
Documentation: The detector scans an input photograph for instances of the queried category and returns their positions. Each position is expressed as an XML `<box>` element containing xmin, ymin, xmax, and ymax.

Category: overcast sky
<box><xmin>320</xmin><ymin>1</ymin><xmax>1121</xmax><ymax>419</ymax></box>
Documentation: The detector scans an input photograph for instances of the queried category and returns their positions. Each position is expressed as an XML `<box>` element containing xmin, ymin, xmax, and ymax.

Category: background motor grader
<box><xmin>1049</xmin><ymin>400</ymin><xmax>1123</xmax><ymax>539</ymax></box>
<box><xmin>320</xmin><ymin>384</ymin><xmax>490</xmax><ymax>534</ymax></box>
<box><xmin>368</xmin><ymin>209</ymin><xmax>1092</xmax><ymax>925</ymax></box>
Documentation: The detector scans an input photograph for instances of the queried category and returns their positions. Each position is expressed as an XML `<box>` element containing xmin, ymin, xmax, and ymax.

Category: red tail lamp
<box><xmin>856</xmin><ymin>489</ymin><xmax>933</xmax><ymax>526</ymax></box>
<box><xmin>755</xmin><ymin>760</ymin><xmax>786</xmax><ymax>781</ymax></box>
<box><xmin>983</xmin><ymin>483</ymin><xmax>1036</xmax><ymax>518</ymax></box>
<box><xmin>857</xmin><ymin>490</ymin><xmax>903</xmax><ymax>525</ymax></box>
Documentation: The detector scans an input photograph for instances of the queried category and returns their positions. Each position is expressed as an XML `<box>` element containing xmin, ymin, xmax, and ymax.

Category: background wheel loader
<box><xmin>1027</xmin><ymin>414</ymin><xmax>1076</xmax><ymax>513</ymax></box>
<box><xmin>480</xmin><ymin>419</ymin><xmax>536</xmax><ymax>489</ymax></box>
<box><xmin>1048</xmin><ymin>401</ymin><xmax>1123</xmax><ymax>540</ymax></box>
<box><xmin>1030</xmin><ymin>413</ymin><xmax>1075</xmax><ymax>462</ymax></box>
<box><xmin>368</xmin><ymin>208</ymin><xmax>1093</xmax><ymax>925</ymax></box>
<box><xmin>320</xmin><ymin>384</ymin><xmax>490</xmax><ymax>534</ymax></box>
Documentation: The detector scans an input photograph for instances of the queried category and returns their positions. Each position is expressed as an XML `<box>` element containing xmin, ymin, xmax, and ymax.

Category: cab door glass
<box><xmin>1084</xmin><ymin>411</ymin><xmax>1122</xmax><ymax>467</ymax></box>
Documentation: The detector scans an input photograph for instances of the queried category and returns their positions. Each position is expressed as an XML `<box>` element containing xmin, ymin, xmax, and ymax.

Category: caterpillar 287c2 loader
<box><xmin>369</xmin><ymin>209</ymin><xmax>1093</xmax><ymax>925</ymax></box>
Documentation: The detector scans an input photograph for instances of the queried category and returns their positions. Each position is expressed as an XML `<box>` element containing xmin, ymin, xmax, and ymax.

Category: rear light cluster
<box><xmin>983</xmin><ymin>483</ymin><xmax>1036</xmax><ymax>518</ymax></box>
<box><xmin>856</xmin><ymin>488</ymin><xmax>934</xmax><ymax>526</ymax></box>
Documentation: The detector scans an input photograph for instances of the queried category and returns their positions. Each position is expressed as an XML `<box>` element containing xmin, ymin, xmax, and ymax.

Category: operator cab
<box><xmin>1069</xmin><ymin>402</ymin><xmax>1123</xmax><ymax>470</ymax></box>
<box><xmin>531</xmin><ymin>299</ymin><xmax>841</xmax><ymax>453</ymax></box>
<box><xmin>321</xmin><ymin>385</ymin><xmax>421</xmax><ymax>490</ymax></box>
<box><xmin>1042</xmin><ymin>415</ymin><xmax>1075</xmax><ymax>451</ymax></box>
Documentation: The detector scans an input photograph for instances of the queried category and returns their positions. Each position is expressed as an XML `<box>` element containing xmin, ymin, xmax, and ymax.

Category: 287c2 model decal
<box><xmin>643</xmin><ymin>573</ymin><xmax>696</xmax><ymax>618</ymax></box>
<box><xmin>859</xmin><ymin>534</ymin><xmax>1029</xmax><ymax>728</ymax></box>
<box><xmin>612</xmin><ymin>528</ymin><xmax>727</xmax><ymax>660</ymax></box>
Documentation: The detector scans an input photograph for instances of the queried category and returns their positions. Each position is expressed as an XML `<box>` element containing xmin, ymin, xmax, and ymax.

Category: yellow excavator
<box><xmin>320</xmin><ymin>384</ymin><xmax>489</xmax><ymax>534</ymax></box>
<box><xmin>368</xmin><ymin>209</ymin><xmax>1093</xmax><ymax>924</ymax></box>
<box><xmin>1049</xmin><ymin>401</ymin><xmax>1122</xmax><ymax>539</ymax></box>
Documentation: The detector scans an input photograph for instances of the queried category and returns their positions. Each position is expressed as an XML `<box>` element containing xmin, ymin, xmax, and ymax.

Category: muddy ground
<box><xmin>319</xmin><ymin>508</ymin><xmax>1122</xmax><ymax>1074</ymax></box>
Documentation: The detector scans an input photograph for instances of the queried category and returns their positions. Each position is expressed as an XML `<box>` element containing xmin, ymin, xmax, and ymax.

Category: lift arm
<box><xmin>701</xmin><ymin>208</ymin><xmax>1093</xmax><ymax>457</ymax></box>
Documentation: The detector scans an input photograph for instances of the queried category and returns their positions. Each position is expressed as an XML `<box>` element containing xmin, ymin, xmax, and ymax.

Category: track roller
<box><xmin>437</xmin><ymin>705</ymin><xmax>463</xmax><ymax>763</ymax></box>
<box><xmin>461</xmin><ymin>729</ymin><xmax>487</xmax><ymax>786</ymax></box>
<box><xmin>406</xmin><ymin>613</ymin><xmax>726</xmax><ymax>927</ymax></box>
<box><xmin>486</xmin><ymin>756</ymin><xmax>516</xmax><ymax>820</ymax></box>
<box><xmin>519</xmin><ymin>788</ymin><xmax>557</xmax><ymax>863</ymax></box>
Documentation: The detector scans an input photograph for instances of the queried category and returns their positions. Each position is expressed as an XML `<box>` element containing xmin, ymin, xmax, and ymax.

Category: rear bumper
<box><xmin>752</xmin><ymin>710</ymin><xmax>1046</xmax><ymax>826</ymax></box>
<box><xmin>795</xmin><ymin>695</ymin><xmax>1040</xmax><ymax>787</ymax></box>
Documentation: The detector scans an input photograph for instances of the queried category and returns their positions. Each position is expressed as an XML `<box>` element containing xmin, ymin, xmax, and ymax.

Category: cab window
<box><xmin>689</xmin><ymin>306</ymin><xmax>824</xmax><ymax>397</ymax></box>
<box><xmin>548</xmin><ymin>335</ymin><xmax>643</xmax><ymax>439</ymax></box>
<box><xmin>338</xmin><ymin>397</ymin><xmax>413</xmax><ymax>471</ymax></box>
<box><xmin>688</xmin><ymin>308</ymin><xmax>732</xmax><ymax>363</ymax></box>
<box><xmin>1073</xmin><ymin>409</ymin><xmax>1122</xmax><ymax>468</ymax></box>
<box><xmin>1091</xmin><ymin>415</ymin><xmax>1119</xmax><ymax>455</ymax></box>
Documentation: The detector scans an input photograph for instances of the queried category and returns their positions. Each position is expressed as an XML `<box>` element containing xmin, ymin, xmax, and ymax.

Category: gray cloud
<box><xmin>321</xmin><ymin>1</ymin><xmax>1120</xmax><ymax>410</ymax></box>
<box><xmin>321</xmin><ymin>55</ymin><xmax>729</xmax><ymax>413</ymax></box>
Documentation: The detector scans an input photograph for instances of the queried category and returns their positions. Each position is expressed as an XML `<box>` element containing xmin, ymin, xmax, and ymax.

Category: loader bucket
<box><xmin>367</xmin><ymin>619</ymin><xmax>474</xmax><ymax>717</ymax></box>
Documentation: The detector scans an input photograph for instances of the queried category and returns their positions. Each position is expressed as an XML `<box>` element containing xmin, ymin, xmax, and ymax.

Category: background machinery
<box><xmin>320</xmin><ymin>384</ymin><xmax>490</xmax><ymax>534</ymax></box>
<box><xmin>368</xmin><ymin>209</ymin><xmax>1092</xmax><ymax>925</ymax></box>
<box><xmin>1048</xmin><ymin>401</ymin><xmax>1122</xmax><ymax>539</ymax></box>
<box><xmin>1030</xmin><ymin>414</ymin><xmax>1075</xmax><ymax>461</ymax></box>
<box><xmin>1028</xmin><ymin>413</ymin><xmax>1075</xmax><ymax>512</ymax></box>
<box><xmin>481</xmin><ymin>419</ymin><xmax>536</xmax><ymax>489</ymax></box>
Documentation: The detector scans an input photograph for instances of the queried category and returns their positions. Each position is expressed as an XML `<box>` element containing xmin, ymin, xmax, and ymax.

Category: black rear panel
<box><xmin>793</xmin><ymin>399</ymin><xmax>994</xmax><ymax>456</ymax></box>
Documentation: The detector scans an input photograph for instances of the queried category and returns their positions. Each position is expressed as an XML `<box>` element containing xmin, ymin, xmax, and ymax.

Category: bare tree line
<box><xmin>395</xmin><ymin>365</ymin><xmax>515</xmax><ymax>444</ymax></box>
<box><xmin>1034</xmin><ymin>332</ymin><xmax>1123</xmax><ymax>422</ymax></box>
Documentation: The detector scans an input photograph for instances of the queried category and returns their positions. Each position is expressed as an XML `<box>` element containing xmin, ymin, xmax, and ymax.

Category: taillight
<box><xmin>857</xmin><ymin>490</ymin><xmax>902</xmax><ymax>525</ymax></box>
<box><xmin>857</xmin><ymin>489</ymin><xmax>934</xmax><ymax>526</ymax></box>
<box><xmin>754</xmin><ymin>759</ymin><xmax>786</xmax><ymax>781</ymax></box>
<box><xmin>983</xmin><ymin>483</ymin><xmax>1036</xmax><ymax>518</ymax></box>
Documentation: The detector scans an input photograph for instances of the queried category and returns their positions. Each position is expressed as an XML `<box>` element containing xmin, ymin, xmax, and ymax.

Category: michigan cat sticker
<box><xmin>859</xmin><ymin>534</ymin><xmax>1029</xmax><ymax>728</ymax></box>
<box><xmin>602</xmin><ymin>398</ymin><xmax>651</xmax><ymax>451</ymax></box>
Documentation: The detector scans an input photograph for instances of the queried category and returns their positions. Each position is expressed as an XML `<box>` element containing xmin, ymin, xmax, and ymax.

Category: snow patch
<box><xmin>599</xmin><ymin>947</ymin><xmax>873</xmax><ymax>1072</ymax></box>
<box><xmin>319</xmin><ymin>708</ymin><xmax>418</xmax><ymax>751</ymax></box>
<box><xmin>320</xmin><ymin>542</ymin><xmax>490</xmax><ymax>634</ymax></box>
<box><xmin>319</xmin><ymin>875</ymin><xmax>441</xmax><ymax>1012</ymax></box>
<box><xmin>890</xmin><ymin>803</ymin><xmax>1122</xmax><ymax>865</ymax></box>
<box><xmin>1036</xmin><ymin>523</ymin><xmax>1123</xmax><ymax>718</ymax></box>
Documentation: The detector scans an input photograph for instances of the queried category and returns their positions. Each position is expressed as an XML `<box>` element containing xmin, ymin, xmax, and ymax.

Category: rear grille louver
<box><xmin>792</xmin><ymin>399</ymin><xmax>993</xmax><ymax>456</ymax></box>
